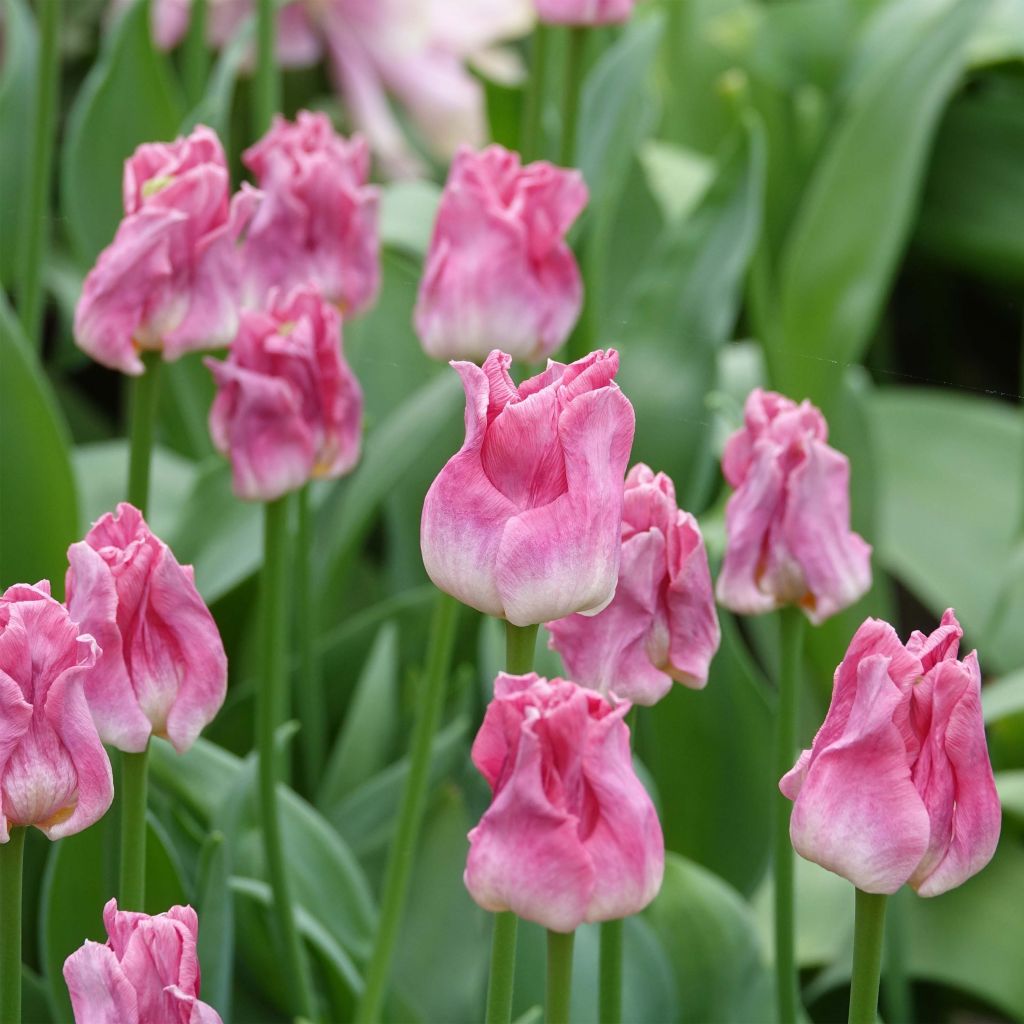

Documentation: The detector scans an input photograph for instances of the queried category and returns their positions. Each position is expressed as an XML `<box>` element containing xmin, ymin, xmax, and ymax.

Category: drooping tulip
<box><xmin>548</xmin><ymin>463</ymin><xmax>720</xmax><ymax>705</ymax></box>
<box><xmin>420</xmin><ymin>348</ymin><xmax>634</xmax><ymax>626</ymax></box>
<box><xmin>465</xmin><ymin>672</ymin><xmax>664</xmax><ymax>931</ymax></box>
<box><xmin>716</xmin><ymin>388</ymin><xmax>871</xmax><ymax>624</ymax></box>
<box><xmin>414</xmin><ymin>144</ymin><xmax>587</xmax><ymax>362</ymax></box>
<box><xmin>0</xmin><ymin>582</ymin><xmax>113</xmax><ymax>841</ymax></box>
<box><xmin>65</xmin><ymin>504</ymin><xmax>227</xmax><ymax>754</ymax></box>
<box><xmin>535</xmin><ymin>0</ymin><xmax>635</xmax><ymax>25</ymax></box>
<box><xmin>781</xmin><ymin>610</ymin><xmax>1001</xmax><ymax>896</ymax></box>
<box><xmin>206</xmin><ymin>286</ymin><xmax>364</xmax><ymax>502</ymax></box>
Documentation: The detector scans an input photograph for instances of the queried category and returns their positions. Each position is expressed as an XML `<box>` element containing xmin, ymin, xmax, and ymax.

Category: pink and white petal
<box><xmin>63</xmin><ymin>941</ymin><xmax>140</xmax><ymax>1024</ymax></box>
<box><xmin>0</xmin><ymin>670</ymin><xmax>32</xmax><ymax>842</ymax></box>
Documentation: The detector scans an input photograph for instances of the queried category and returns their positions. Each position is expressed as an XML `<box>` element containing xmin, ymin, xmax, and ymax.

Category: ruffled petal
<box><xmin>63</xmin><ymin>941</ymin><xmax>140</xmax><ymax>1024</ymax></box>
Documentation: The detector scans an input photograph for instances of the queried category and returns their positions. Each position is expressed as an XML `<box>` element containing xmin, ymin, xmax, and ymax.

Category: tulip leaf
<box><xmin>379</xmin><ymin>179</ymin><xmax>441</xmax><ymax>258</ymax></box>
<box><xmin>196</xmin><ymin>832</ymin><xmax>234</xmax><ymax>1020</ymax></box>
<box><xmin>996</xmin><ymin>771</ymin><xmax>1024</xmax><ymax>824</ymax></box>
<box><xmin>984</xmin><ymin>672</ymin><xmax>1024</xmax><ymax>724</ymax></box>
<box><xmin>180</xmin><ymin>14</ymin><xmax>252</xmax><ymax>140</ymax></box>
<box><xmin>149</xmin><ymin>734</ymin><xmax>243</xmax><ymax>823</ymax></box>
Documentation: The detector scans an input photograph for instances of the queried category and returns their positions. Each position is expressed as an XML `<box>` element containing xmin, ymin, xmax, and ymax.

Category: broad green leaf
<box><xmin>197</xmin><ymin>832</ymin><xmax>234</xmax><ymax>1020</ymax></box>
<box><xmin>969</xmin><ymin>0</ymin><xmax>1024</xmax><ymax>66</ymax></box>
<box><xmin>984</xmin><ymin>672</ymin><xmax>1024</xmax><ymax>724</ymax></box>
<box><xmin>996</xmin><ymin>771</ymin><xmax>1024</xmax><ymax>823</ymax></box>
<box><xmin>61</xmin><ymin>0</ymin><xmax>184</xmax><ymax>265</ymax></box>
<box><xmin>379</xmin><ymin>179</ymin><xmax>441</xmax><ymax>258</ymax></box>
<box><xmin>22</xmin><ymin>967</ymin><xmax>54</xmax><ymax>1024</ymax></box>
<box><xmin>180</xmin><ymin>14</ymin><xmax>252</xmax><ymax>139</ymax></box>
<box><xmin>149</xmin><ymin>734</ymin><xmax>243</xmax><ymax>822</ymax></box>
<box><xmin>0</xmin><ymin>292</ymin><xmax>78</xmax><ymax>594</ymax></box>
<box><xmin>637</xmin><ymin>139</ymin><xmax>714</xmax><ymax>224</ymax></box>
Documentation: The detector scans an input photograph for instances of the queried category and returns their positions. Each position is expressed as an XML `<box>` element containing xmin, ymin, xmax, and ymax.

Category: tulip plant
<box><xmin>1</xmin><ymin>0</ymin><xmax>1021</xmax><ymax>1023</ymax></box>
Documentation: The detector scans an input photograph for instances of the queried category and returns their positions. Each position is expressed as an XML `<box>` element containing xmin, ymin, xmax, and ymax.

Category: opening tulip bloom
<box><xmin>716</xmin><ymin>388</ymin><xmax>871</xmax><ymax>624</ymax></box>
<box><xmin>421</xmin><ymin>348</ymin><xmax>635</xmax><ymax>626</ymax></box>
<box><xmin>536</xmin><ymin>0</ymin><xmax>635</xmax><ymax>25</ymax></box>
<box><xmin>0</xmin><ymin>582</ymin><xmax>113</xmax><ymax>841</ymax></box>
<box><xmin>548</xmin><ymin>463</ymin><xmax>720</xmax><ymax>705</ymax></box>
<box><xmin>75</xmin><ymin>125</ymin><xmax>259</xmax><ymax>376</ymax></box>
<box><xmin>465</xmin><ymin>672</ymin><xmax>664</xmax><ymax>932</ymax></box>
<box><xmin>206</xmin><ymin>286</ymin><xmax>364</xmax><ymax>502</ymax></box>
<box><xmin>64</xmin><ymin>899</ymin><xmax>222</xmax><ymax>1024</ymax></box>
<box><xmin>241</xmin><ymin>111</ymin><xmax>380</xmax><ymax>316</ymax></box>
<box><xmin>781</xmin><ymin>610</ymin><xmax>1001</xmax><ymax>896</ymax></box>
<box><xmin>414</xmin><ymin>145</ymin><xmax>588</xmax><ymax>362</ymax></box>
<box><xmin>65</xmin><ymin>504</ymin><xmax>227</xmax><ymax>755</ymax></box>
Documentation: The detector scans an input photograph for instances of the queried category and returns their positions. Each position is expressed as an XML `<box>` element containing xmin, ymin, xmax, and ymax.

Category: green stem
<box><xmin>355</xmin><ymin>592</ymin><xmax>459</xmax><ymax>1024</ymax></box>
<box><xmin>883</xmin><ymin>885</ymin><xmax>913</xmax><ymax>1024</ymax></box>
<box><xmin>774</xmin><ymin>606</ymin><xmax>804</xmax><ymax>1024</ymax></box>
<box><xmin>598</xmin><ymin>918</ymin><xmax>623</xmax><ymax>1024</ymax></box>
<box><xmin>126</xmin><ymin>352</ymin><xmax>163</xmax><ymax>514</ymax></box>
<box><xmin>254</xmin><ymin>0</ymin><xmax>280</xmax><ymax>134</ymax></box>
<box><xmin>486</xmin><ymin>912</ymin><xmax>519</xmax><ymax>1024</ymax></box>
<box><xmin>295</xmin><ymin>485</ymin><xmax>324</xmax><ymax>793</ymax></box>
<box><xmin>505</xmin><ymin>621</ymin><xmax>539</xmax><ymax>676</ymax></box>
<box><xmin>182</xmin><ymin>0</ymin><xmax>210</xmax><ymax>109</ymax></box>
<box><xmin>119</xmin><ymin>746</ymin><xmax>150</xmax><ymax>909</ymax></box>
<box><xmin>559</xmin><ymin>27</ymin><xmax>587</xmax><ymax>167</ymax></box>
<box><xmin>16</xmin><ymin>0</ymin><xmax>60</xmax><ymax>350</ymax></box>
<box><xmin>849</xmin><ymin>890</ymin><xmax>888</xmax><ymax>1024</ymax></box>
<box><xmin>0</xmin><ymin>828</ymin><xmax>24</xmax><ymax>1024</ymax></box>
<box><xmin>258</xmin><ymin>497</ymin><xmax>317</xmax><ymax>1021</ymax></box>
<box><xmin>546</xmin><ymin>929</ymin><xmax>575</xmax><ymax>1024</ymax></box>
<box><xmin>522</xmin><ymin>24</ymin><xmax>550</xmax><ymax>161</ymax></box>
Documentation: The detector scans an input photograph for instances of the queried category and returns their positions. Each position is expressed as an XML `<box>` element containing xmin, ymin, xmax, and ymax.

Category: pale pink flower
<box><xmin>535</xmin><ymin>0</ymin><xmax>635</xmax><ymax>25</ymax></box>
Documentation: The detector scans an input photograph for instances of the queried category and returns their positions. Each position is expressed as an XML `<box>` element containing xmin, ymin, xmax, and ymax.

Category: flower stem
<box><xmin>505</xmin><ymin>621</ymin><xmax>538</xmax><ymax>676</ymax></box>
<box><xmin>883</xmin><ymin>886</ymin><xmax>914</xmax><ymax>1024</ymax></box>
<box><xmin>774</xmin><ymin>605</ymin><xmax>804</xmax><ymax>1024</ymax></box>
<box><xmin>546</xmin><ymin>929</ymin><xmax>575</xmax><ymax>1024</ymax></box>
<box><xmin>295</xmin><ymin>485</ymin><xmax>325</xmax><ymax>793</ymax></box>
<box><xmin>16</xmin><ymin>0</ymin><xmax>60</xmax><ymax>349</ymax></box>
<box><xmin>119</xmin><ymin>745</ymin><xmax>150</xmax><ymax>909</ymax></box>
<box><xmin>182</xmin><ymin>0</ymin><xmax>210</xmax><ymax>109</ymax></box>
<box><xmin>355</xmin><ymin>591</ymin><xmax>459</xmax><ymax>1024</ymax></box>
<box><xmin>259</xmin><ymin>497</ymin><xmax>317</xmax><ymax>1021</ymax></box>
<box><xmin>522</xmin><ymin>24</ymin><xmax>550</xmax><ymax>161</ymax></box>
<box><xmin>559</xmin><ymin>27</ymin><xmax>587</xmax><ymax>167</ymax></box>
<box><xmin>254</xmin><ymin>0</ymin><xmax>280</xmax><ymax>134</ymax></box>
<box><xmin>849</xmin><ymin>890</ymin><xmax>888</xmax><ymax>1024</ymax></box>
<box><xmin>0</xmin><ymin>827</ymin><xmax>24</xmax><ymax>1024</ymax></box>
<box><xmin>126</xmin><ymin>351</ymin><xmax>163</xmax><ymax>514</ymax></box>
<box><xmin>598</xmin><ymin>917</ymin><xmax>623</xmax><ymax>1024</ymax></box>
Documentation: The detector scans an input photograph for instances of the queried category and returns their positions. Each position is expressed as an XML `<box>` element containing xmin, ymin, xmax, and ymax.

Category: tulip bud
<box><xmin>535</xmin><ymin>0</ymin><xmax>635</xmax><ymax>26</ymax></box>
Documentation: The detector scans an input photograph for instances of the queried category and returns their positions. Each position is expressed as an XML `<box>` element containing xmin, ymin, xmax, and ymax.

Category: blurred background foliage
<box><xmin>1</xmin><ymin>0</ymin><xmax>1023</xmax><ymax>1020</ymax></box>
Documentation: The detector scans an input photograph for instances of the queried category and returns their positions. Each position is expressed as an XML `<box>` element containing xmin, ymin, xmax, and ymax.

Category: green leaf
<box><xmin>61</xmin><ymin>0</ymin><xmax>184</xmax><ymax>265</ymax></box>
<box><xmin>149</xmin><ymin>734</ymin><xmax>243</xmax><ymax>823</ymax></box>
<box><xmin>0</xmin><ymin>292</ymin><xmax>78</xmax><ymax>594</ymax></box>
<box><xmin>379</xmin><ymin>179</ymin><xmax>441</xmax><ymax>258</ymax></box>
<box><xmin>637</xmin><ymin>139</ymin><xmax>715</xmax><ymax>225</ymax></box>
<box><xmin>996</xmin><ymin>771</ymin><xmax>1024</xmax><ymax>823</ymax></box>
<box><xmin>984</xmin><ymin>672</ymin><xmax>1024</xmax><ymax>724</ymax></box>
<box><xmin>180</xmin><ymin>14</ymin><xmax>251</xmax><ymax>139</ymax></box>
<box><xmin>197</xmin><ymin>832</ymin><xmax>234</xmax><ymax>1020</ymax></box>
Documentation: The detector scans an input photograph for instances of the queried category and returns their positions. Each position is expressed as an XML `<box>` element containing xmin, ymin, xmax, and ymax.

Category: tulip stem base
<box><xmin>774</xmin><ymin>606</ymin><xmax>804</xmax><ymax>1023</ymax></box>
<box><xmin>598</xmin><ymin>918</ymin><xmax>623</xmax><ymax>1024</ymax></box>
<box><xmin>486</xmin><ymin>912</ymin><xmax>519</xmax><ymax>1024</ymax></box>
<box><xmin>0</xmin><ymin>827</ymin><xmax>24</xmax><ymax>1024</ymax></box>
<box><xmin>505</xmin><ymin>622</ymin><xmax>539</xmax><ymax>676</ymax></box>
<box><xmin>546</xmin><ymin>929</ymin><xmax>575</xmax><ymax>1024</ymax></box>
<box><xmin>126</xmin><ymin>351</ymin><xmax>163</xmax><ymax>514</ymax></box>
<box><xmin>355</xmin><ymin>591</ymin><xmax>459</xmax><ymax>1024</ymax></box>
<box><xmin>119</xmin><ymin>745</ymin><xmax>149</xmax><ymax>910</ymax></box>
<box><xmin>295</xmin><ymin>485</ymin><xmax>325</xmax><ymax>793</ymax></box>
<box><xmin>258</xmin><ymin>497</ymin><xmax>317</xmax><ymax>1021</ymax></box>
<box><xmin>849</xmin><ymin>890</ymin><xmax>887</xmax><ymax>1024</ymax></box>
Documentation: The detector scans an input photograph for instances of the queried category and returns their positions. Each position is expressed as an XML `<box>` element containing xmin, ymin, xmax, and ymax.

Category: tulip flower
<box><xmin>241</xmin><ymin>111</ymin><xmax>380</xmax><ymax>315</ymax></box>
<box><xmin>64</xmin><ymin>899</ymin><xmax>222</xmax><ymax>1024</ymax></box>
<box><xmin>717</xmin><ymin>388</ymin><xmax>871</xmax><ymax>624</ymax></box>
<box><xmin>414</xmin><ymin>145</ymin><xmax>588</xmax><ymax>362</ymax></box>
<box><xmin>75</xmin><ymin>125</ymin><xmax>258</xmax><ymax>376</ymax></box>
<box><xmin>781</xmin><ymin>610</ymin><xmax>1001</xmax><ymax>896</ymax></box>
<box><xmin>548</xmin><ymin>463</ymin><xmax>720</xmax><ymax>705</ymax></box>
<box><xmin>0</xmin><ymin>582</ymin><xmax>113</xmax><ymax>841</ymax></box>
<box><xmin>536</xmin><ymin>0</ymin><xmax>635</xmax><ymax>25</ymax></box>
<box><xmin>421</xmin><ymin>348</ymin><xmax>634</xmax><ymax>626</ymax></box>
<box><xmin>465</xmin><ymin>672</ymin><xmax>664</xmax><ymax>932</ymax></box>
<box><xmin>206</xmin><ymin>286</ymin><xmax>364</xmax><ymax>502</ymax></box>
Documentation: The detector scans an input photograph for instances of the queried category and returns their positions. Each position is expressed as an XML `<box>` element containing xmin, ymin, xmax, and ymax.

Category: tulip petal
<box><xmin>64</xmin><ymin>941</ymin><xmax>140</xmax><ymax>1024</ymax></box>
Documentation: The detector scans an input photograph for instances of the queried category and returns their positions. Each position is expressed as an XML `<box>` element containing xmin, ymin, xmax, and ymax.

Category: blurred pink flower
<box><xmin>414</xmin><ymin>144</ymin><xmax>587</xmax><ymax>362</ymax></box>
<box><xmin>64</xmin><ymin>899</ymin><xmax>222</xmax><ymax>1024</ymax></box>
<box><xmin>75</xmin><ymin>126</ymin><xmax>258</xmax><ymax>376</ymax></box>
<box><xmin>781</xmin><ymin>610</ymin><xmax>1001</xmax><ymax>896</ymax></box>
<box><xmin>0</xmin><ymin>582</ymin><xmax>113</xmax><ymax>842</ymax></box>
<box><xmin>242</xmin><ymin>111</ymin><xmax>380</xmax><ymax>315</ymax></box>
<box><xmin>535</xmin><ymin>0</ymin><xmax>635</xmax><ymax>25</ymax></box>
<box><xmin>548</xmin><ymin>463</ymin><xmax>720</xmax><ymax>705</ymax></box>
<box><xmin>65</xmin><ymin>504</ymin><xmax>227</xmax><ymax>755</ymax></box>
<box><xmin>206</xmin><ymin>286</ymin><xmax>363</xmax><ymax>501</ymax></box>
<box><xmin>465</xmin><ymin>672</ymin><xmax>663</xmax><ymax>931</ymax></box>
<box><xmin>716</xmin><ymin>388</ymin><xmax>871</xmax><ymax>624</ymax></box>
<box><xmin>421</xmin><ymin>348</ymin><xmax>634</xmax><ymax>626</ymax></box>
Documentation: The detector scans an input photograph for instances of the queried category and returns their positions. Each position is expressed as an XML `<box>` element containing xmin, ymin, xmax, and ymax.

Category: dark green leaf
<box><xmin>197</xmin><ymin>832</ymin><xmax>234</xmax><ymax>1020</ymax></box>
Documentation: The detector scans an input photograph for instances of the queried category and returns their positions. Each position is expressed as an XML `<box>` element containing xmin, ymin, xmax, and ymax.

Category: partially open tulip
<box><xmin>781</xmin><ymin>610</ymin><xmax>1001</xmax><ymax>896</ymax></box>
<box><xmin>241</xmin><ymin>111</ymin><xmax>380</xmax><ymax>315</ymax></box>
<box><xmin>0</xmin><ymin>582</ymin><xmax>113</xmax><ymax>841</ymax></box>
<box><xmin>206</xmin><ymin>286</ymin><xmax>363</xmax><ymax>501</ymax></box>
<box><xmin>64</xmin><ymin>899</ymin><xmax>222</xmax><ymax>1024</ymax></box>
<box><xmin>421</xmin><ymin>348</ymin><xmax>634</xmax><ymax>626</ymax></box>
<box><xmin>414</xmin><ymin>145</ymin><xmax>587</xmax><ymax>362</ymax></box>
<box><xmin>548</xmin><ymin>463</ymin><xmax>720</xmax><ymax>705</ymax></box>
<box><xmin>75</xmin><ymin>125</ymin><xmax>258</xmax><ymax>376</ymax></box>
<box><xmin>465</xmin><ymin>672</ymin><xmax>663</xmax><ymax>931</ymax></box>
<box><xmin>65</xmin><ymin>504</ymin><xmax>227</xmax><ymax>754</ymax></box>
<box><xmin>536</xmin><ymin>0</ymin><xmax>635</xmax><ymax>25</ymax></box>
<box><xmin>716</xmin><ymin>388</ymin><xmax>871</xmax><ymax>624</ymax></box>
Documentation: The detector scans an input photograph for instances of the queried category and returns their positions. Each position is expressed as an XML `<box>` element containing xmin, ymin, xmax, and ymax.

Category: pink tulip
<box><xmin>421</xmin><ymin>348</ymin><xmax>634</xmax><ymax>626</ymax></box>
<box><xmin>0</xmin><ymin>582</ymin><xmax>113</xmax><ymax>842</ymax></box>
<box><xmin>241</xmin><ymin>111</ymin><xmax>380</xmax><ymax>316</ymax></box>
<box><xmin>64</xmin><ymin>899</ymin><xmax>222</xmax><ymax>1024</ymax></box>
<box><xmin>716</xmin><ymin>388</ymin><xmax>871</xmax><ymax>624</ymax></box>
<box><xmin>414</xmin><ymin>144</ymin><xmax>587</xmax><ymax>362</ymax></box>
<box><xmin>548</xmin><ymin>464</ymin><xmax>720</xmax><ymax>705</ymax></box>
<box><xmin>465</xmin><ymin>672</ymin><xmax>664</xmax><ymax>931</ymax></box>
<box><xmin>781</xmin><ymin>610</ymin><xmax>1001</xmax><ymax>895</ymax></box>
<box><xmin>65</xmin><ymin>504</ymin><xmax>227</xmax><ymax>755</ymax></box>
<box><xmin>535</xmin><ymin>0</ymin><xmax>635</xmax><ymax>25</ymax></box>
<box><xmin>206</xmin><ymin>286</ymin><xmax>363</xmax><ymax>502</ymax></box>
